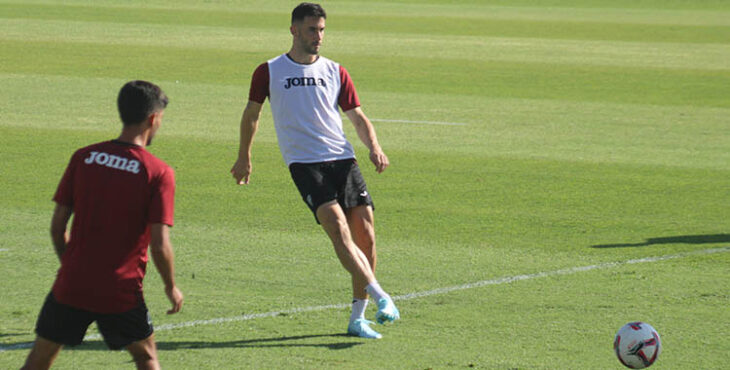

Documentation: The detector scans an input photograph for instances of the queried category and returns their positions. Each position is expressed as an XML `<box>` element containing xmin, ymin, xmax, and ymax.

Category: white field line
<box><xmin>2</xmin><ymin>246</ymin><xmax>728</xmax><ymax>353</ymax></box>
<box><xmin>369</xmin><ymin>118</ymin><xmax>467</xmax><ymax>126</ymax></box>
<box><xmin>0</xmin><ymin>249</ymin><xmax>9</xmax><ymax>252</ymax></box>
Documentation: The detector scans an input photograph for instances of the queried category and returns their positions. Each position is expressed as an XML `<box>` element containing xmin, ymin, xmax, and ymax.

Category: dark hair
<box><xmin>291</xmin><ymin>2</ymin><xmax>326</xmax><ymax>23</ymax></box>
<box><xmin>117</xmin><ymin>80</ymin><xmax>169</xmax><ymax>126</ymax></box>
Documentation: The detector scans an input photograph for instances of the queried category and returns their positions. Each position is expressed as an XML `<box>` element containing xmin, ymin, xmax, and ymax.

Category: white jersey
<box><xmin>251</xmin><ymin>54</ymin><xmax>360</xmax><ymax>165</ymax></box>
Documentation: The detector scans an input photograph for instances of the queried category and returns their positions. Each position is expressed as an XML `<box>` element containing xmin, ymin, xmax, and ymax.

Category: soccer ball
<box><xmin>614</xmin><ymin>322</ymin><xmax>661</xmax><ymax>369</ymax></box>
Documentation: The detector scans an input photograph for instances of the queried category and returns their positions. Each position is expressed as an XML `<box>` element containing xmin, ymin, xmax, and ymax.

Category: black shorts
<box><xmin>289</xmin><ymin>158</ymin><xmax>374</xmax><ymax>223</ymax></box>
<box><xmin>34</xmin><ymin>292</ymin><xmax>153</xmax><ymax>350</ymax></box>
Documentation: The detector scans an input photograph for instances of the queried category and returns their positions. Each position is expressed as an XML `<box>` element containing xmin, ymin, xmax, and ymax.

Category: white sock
<box><xmin>350</xmin><ymin>298</ymin><xmax>368</xmax><ymax>323</ymax></box>
<box><xmin>365</xmin><ymin>282</ymin><xmax>390</xmax><ymax>302</ymax></box>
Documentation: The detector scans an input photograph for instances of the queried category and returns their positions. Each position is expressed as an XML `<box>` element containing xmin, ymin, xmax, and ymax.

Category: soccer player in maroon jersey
<box><xmin>22</xmin><ymin>81</ymin><xmax>183</xmax><ymax>370</ymax></box>
<box><xmin>230</xmin><ymin>3</ymin><xmax>399</xmax><ymax>339</ymax></box>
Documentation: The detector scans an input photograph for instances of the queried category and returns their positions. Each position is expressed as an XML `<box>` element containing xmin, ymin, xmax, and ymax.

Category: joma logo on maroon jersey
<box><xmin>284</xmin><ymin>77</ymin><xmax>327</xmax><ymax>89</ymax></box>
<box><xmin>84</xmin><ymin>151</ymin><xmax>141</xmax><ymax>174</ymax></box>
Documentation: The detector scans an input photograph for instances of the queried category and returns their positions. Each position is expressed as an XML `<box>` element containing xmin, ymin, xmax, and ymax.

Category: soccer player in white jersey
<box><xmin>230</xmin><ymin>2</ymin><xmax>399</xmax><ymax>339</ymax></box>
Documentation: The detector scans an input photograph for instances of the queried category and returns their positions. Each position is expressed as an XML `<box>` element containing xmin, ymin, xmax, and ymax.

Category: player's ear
<box><xmin>290</xmin><ymin>24</ymin><xmax>297</xmax><ymax>36</ymax></box>
<box><xmin>145</xmin><ymin>112</ymin><xmax>159</xmax><ymax>128</ymax></box>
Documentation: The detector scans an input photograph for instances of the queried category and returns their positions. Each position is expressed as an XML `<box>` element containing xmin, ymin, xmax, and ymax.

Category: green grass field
<box><xmin>1</xmin><ymin>0</ymin><xmax>729</xmax><ymax>368</ymax></box>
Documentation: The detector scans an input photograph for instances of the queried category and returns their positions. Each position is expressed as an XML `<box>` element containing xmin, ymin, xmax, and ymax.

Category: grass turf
<box><xmin>1</xmin><ymin>0</ymin><xmax>729</xmax><ymax>368</ymax></box>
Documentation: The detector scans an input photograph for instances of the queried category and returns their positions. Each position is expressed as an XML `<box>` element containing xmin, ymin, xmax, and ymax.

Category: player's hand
<box><xmin>165</xmin><ymin>285</ymin><xmax>183</xmax><ymax>315</ymax></box>
<box><xmin>230</xmin><ymin>158</ymin><xmax>252</xmax><ymax>185</ymax></box>
<box><xmin>370</xmin><ymin>148</ymin><xmax>389</xmax><ymax>173</ymax></box>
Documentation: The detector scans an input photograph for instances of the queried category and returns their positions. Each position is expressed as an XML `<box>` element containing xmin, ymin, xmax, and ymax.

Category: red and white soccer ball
<box><xmin>614</xmin><ymin>322</ymin><xmax>661</xmax><ymax>368</ymax></box>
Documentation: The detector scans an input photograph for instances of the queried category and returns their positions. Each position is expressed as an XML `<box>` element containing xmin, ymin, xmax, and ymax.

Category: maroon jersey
<box><xmin>52</xmin><ymin>140</ymin><xmax>175</xmax><ymax>313</ymax></box>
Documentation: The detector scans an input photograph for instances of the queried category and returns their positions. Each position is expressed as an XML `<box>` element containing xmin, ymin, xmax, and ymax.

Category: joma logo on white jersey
<box><xmin>284</xmin><ymin>77</ymin><xmax>327</xmax><ymax>89</ymax></box>
<box><xmin>84</xmin><ymin>151</ymin><xmax>141</xmax><ymax>174</ymax></box>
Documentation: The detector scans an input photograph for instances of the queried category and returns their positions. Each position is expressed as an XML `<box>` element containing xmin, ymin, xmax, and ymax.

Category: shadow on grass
<box><xmin>591</xmin><ymin>234</ymin><xmax>730</xmax><ymax>248</ymax></box>
<box><xmin>0</xmin><ymin>333</ymin><xmax>362</xmax><ymax>352</ymax></box>
<box><xmin>0</xmin><ymin>333</ymin><xmax>27</xmax><ymax>338</ymax></box>
<box><xmin>156</xmin><ymin>333</ymin><xmax>361</xmax><ymax>351</ymax></box>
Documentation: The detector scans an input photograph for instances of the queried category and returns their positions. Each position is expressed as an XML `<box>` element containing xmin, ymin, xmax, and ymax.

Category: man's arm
<box><xmin>50</xmin><ymin>204</ymin><xmax>72</xmax><ymax>262</ymax></box>
<box><xmin>345</xmin><ymin>107</ymin><xmax>389</xmax><ymax>173</ymax></box>
<box><xmin>230</xmin><ymin>100</ymin><xmax>264</xmax><ymax>185</ymax></box>
<box><xmin>149</xmin><ymin>223</ymin><xmax>183</xmax><ymax>314</ymax></box>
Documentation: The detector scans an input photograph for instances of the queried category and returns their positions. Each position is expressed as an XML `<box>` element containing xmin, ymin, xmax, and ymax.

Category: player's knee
<box><xmin>319</xmin><ymin>211</ymin><xmax>349</xmax><ymax>235</ymax></box>
<box><xmin>323</xmin><ymin>219</ymin><xmax>351</xmax><ymax>245</ymax></box>
<box><xmin>329</xmin><ymin>217</ymin><xmax>350</xmax><ymax>232</ymax></box>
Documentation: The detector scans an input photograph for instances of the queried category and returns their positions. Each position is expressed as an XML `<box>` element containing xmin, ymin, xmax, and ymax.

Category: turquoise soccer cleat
<box><xmin>375</xmin><ymin>298</ymin><xmax>400</xmax><ymax>324</ymax></box>
<box><xmin>347</xmin><ymin>319</ymin><xmax>382</xmax><ymax>339</ymax></box>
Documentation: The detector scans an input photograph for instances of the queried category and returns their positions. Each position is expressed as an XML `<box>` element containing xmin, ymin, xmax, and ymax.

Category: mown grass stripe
<box><xmin>3</xmin><ymin>19</ymin><xmax>729</xmax><ymax>71</ymax></box>
<box><xmin>2</xmin><ymin>3</ymin><xmax>729</xmax><ymax>43</ymax></box>
<box><xmin>2</xmin><ymin>247</ymin><xmax>727</xmax><ymax>353</ymax></box>
<box><xmin>3</xmin><ymin>39</ymin><xmax>728</xmax><ymax>108</ymax></box>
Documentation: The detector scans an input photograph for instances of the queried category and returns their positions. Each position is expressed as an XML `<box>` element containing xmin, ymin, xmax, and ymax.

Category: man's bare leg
<box><xmin>126</xmin><ymin>335</ymin><xmax>159</xmax><ymax>370</ymax></box>
<box><xmin>317</xmin><ymin>201</ymin><xmax>398</xmax><ymax>338</ymax></box>
<box><xmin>347</xmin><ymin>205</ymin><xmax>377</xmax><ymax>300</ymax></box>
<box><xmin>21</xmin><ymin>336</ymin><xmax>63</xmax><ymax>370</ymax></box>
<box><xmin>317</xmin><ymin>201</ymin><xmax>377</xmax><ymax>288</ymax></box>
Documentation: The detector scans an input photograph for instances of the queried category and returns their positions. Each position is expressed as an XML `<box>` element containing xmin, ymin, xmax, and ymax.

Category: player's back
<box><xmin>52</xmin><ymin>140</ymin><xmax>174</xmax><ymax>313</ymax></box>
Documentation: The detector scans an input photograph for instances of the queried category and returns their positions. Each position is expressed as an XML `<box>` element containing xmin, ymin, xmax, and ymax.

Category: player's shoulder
<box><xmin>79</xmin><ymin>140</ymin><xmax>112</xmax><ymax>151</ymax></box>
<box><xmin>248</xmin><ymin>55</ymin><xmax>281</xmax><ymax>76</ymax></box>
<box><xmin>105</xmin><ymin>141</ymin><xmax>173</xmax><ymax>176</ymax></box>
<box><xmin>255</xmin><ymin>61</ymin><xmax>269</xmax><ymax>73</ymax></box>
<box><xmin>318</xmin><ymin>55</ymin><xmax>337</xmax><ymax>64</ymax></box>
<box><xmin>136</xmin><ymin>150</ymin><xmax>174</xmax><ymax>184</ymax></box>
<box><xmin>70</xmin><ymin>140</ymin><xmax>112</xmax><ymax>160</ymax></box>
<box><xmin>267</xmin><ymin>54</ymin><xmax>285</xmax><ymax>63</ymax></box>
<box><xmin>322</xmin><ymin>57</ymin><xmax>346</xmax><ymax>78</ymax></box>
<box><xmin>135</xmin><ymin>148</ymin><xmax>172</xmax><ymax>173</ymax></box>
<box><xmin>266</xmin><ymin>54</ymin><xmax>290</xmax><ymax>68</ymax></box>
<box><xmin>266</xmin><ymin>54</ymin><xmax>340</xmax><ymax>68</ymax></box>
<box><xmin>315</xmin><ymin>55</ymin><xmax>339</xmax><ymax>69</ymax></box>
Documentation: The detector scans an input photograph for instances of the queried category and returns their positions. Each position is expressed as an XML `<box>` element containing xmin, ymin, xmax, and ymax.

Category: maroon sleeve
<box><xmin>52</xmin><ymin>151</ymin><xmax>79</xmax><ymax>207</ymax></box>
<box><xmin>149</xmin><ymin>167</ymin><xmax>175</xmax><ymax>227</ymax></box>
<box><xmin>338</xmin><ymin>65</ymin><xmax>361</xmax><ymax>111</ymax></box>
<box><xmin>248</xmin><ymin>63</ymin><xmax>269</xmax><ymax>104</ymax></box>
